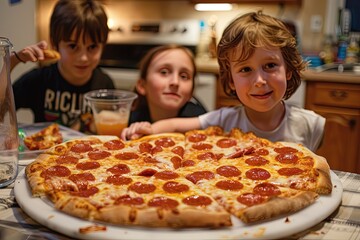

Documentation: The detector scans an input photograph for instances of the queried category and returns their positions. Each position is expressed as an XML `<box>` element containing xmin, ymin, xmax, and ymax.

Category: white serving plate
<box><xmin>14</xmin><ymin>170</ymin><xmax>343</xmax><ymax>240</ymax></box>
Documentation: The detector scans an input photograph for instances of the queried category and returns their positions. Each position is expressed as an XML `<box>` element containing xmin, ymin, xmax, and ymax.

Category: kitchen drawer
<box><xmin>308</xmin><ymin>82</ymin><xmax>360</xmax><ymax>108</ymax></box>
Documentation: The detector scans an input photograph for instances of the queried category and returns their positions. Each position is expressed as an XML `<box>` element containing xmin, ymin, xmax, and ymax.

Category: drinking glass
<box><xmin>84</xmin><ymin>89</ymin><xmax>137</xmax><ymax>137</ymax></box>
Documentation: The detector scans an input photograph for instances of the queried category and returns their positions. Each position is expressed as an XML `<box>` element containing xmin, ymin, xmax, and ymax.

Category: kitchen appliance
<box><xmin>100</xmin><ymin>19</ymin><xmax>217</xmax><ymax>111</ymax></box>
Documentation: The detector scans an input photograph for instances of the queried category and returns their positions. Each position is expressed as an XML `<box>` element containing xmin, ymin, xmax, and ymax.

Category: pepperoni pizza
<box><xmin>25</xmin><ymin>126</ymin><xmax>332</xmax><ymax>228</ymax></box>
<box><xmin>24</xmin><ymin>123</ymin><xmax>63</xmax><ymax>150</ymax></box>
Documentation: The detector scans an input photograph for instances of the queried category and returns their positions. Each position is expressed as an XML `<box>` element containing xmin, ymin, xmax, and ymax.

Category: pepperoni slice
<box><xmin>106</xmin><ymin>175</ymin><xmax>132</xmax><ymax>185</ymax></box>
<box><xmin>171</xmin><ymin>146</ymin><xmax>184</xmax><ymax>157</ymax></box>
<box><xmin>276</xmin><ymin>153</ymin><xmax>298</xmax><ymax>164</ymax></box>
<box><xmin>143</xmin><ymin>156</ymin><xmax>159</xmax><ymax>163</ymax></box>
<box><xmin>216</xmin><ymin>138</ymin><xmax>237</xmax><ymax>148</ymax></box>
<box><xmin>104</xmin><ymin>139</ymin><xmax>125</xmax><ymax>150</ymax></box>
<box><xmin>227</xmin><ymin>147</ymin><xmax>256</xmax><ymax>159</ymax></box>
<box><xmin>69</xmin><ymin>172</ymin><xmax>95</xmax><ymax>190</ymax></box>
<box><xmin>40</xmin><ymin>165</ymin><xmax>71</xmax><ymax>179</ymax></box>
<box><xmin>245</xmin><ymin>156</ymin><xmax>269</xmax><ymax>166</ymax></box>
<box><xmin>185</xmin><ymin>171</ymin><xmax>215</xmax><ymax>184</ymax></box>
<box><xmin>151</xmin><ymin>146</ymin><xmax>163</xmax><ymax>154</ymax></box>
<box><xmin>197</xmin><ymin>152</ymin><xmax>218</xmax><ymax>161</ymax></box>
<box><xmin>138</xmin><ymin>168</ymin><xmax>157</xmax><ymax>177</ymax></box>
<box><xmin>76</xmin><ymin>161</ymin><xmax>100</xmax><ymax>170</ymax></box>
<box><xmin>107</xmin><ymin>164</ymin><xmax>130</xmax><ymax>175</ymax></box>
<box><xmin>148</xmin><ymin>197</ymin><xmax>179</xmax><ymax>209</ymax></box>
<box><xmin>187</xmin><ymin>133</ymin><xmax>207</xmax><ymax>143</ymax></box>
<box><xmin>114</xmin><ymin>195</ymin><xmax>144</xmax><ymax>205</ymax></box>
<box><xmin>192</xmin><ymin>143</ymin><xmax>213</xmax><ymax>151</ymax></box>
<box><xmin>154</xmin><ymin>171</ymin><xmax>179</xmax><ymax>180</ymax></box>
<box><xmin>278</xmin><ymin>167</ymin><xmax>304</xmax><ymax>176</ymax></box>
<box><xmin>163</xmin><ymin>181</ymin><xmax>189</xmax><ymax>193</ymax></box>
<box><xmin>155</xmin><ymin>137</ymin><xmax>175</xmax><ymax>148</ymax></box>
<box><xmin>253</xmin><ymin>182</ymin><xmax>281</xmax><ymax>196</ymax></box>
<box><xmin>139</xmin><ymin>142</ymin><xmax>152</xmax><ymax>153</ymax></box>
<box><xmin>216</xmin><ymin>165</ymin><xmax>241</xmax><ymax>177</ymax></box>
<box><xmin>71</xmin><ymin>186</ymin><xmax>99</xmax><ymax>197</ymax></box>
<box><xmin>182</xmin><ymin>160</ymin><xmax>195</xmax><ymax>167</ymax></box>
<box><xmin>56</xmin><ymin>155</ymin><xmax>79</xmax><ymax>164</ymax></box>
<box><xmin>253</xmin><ymin>148</ymin><xmax>269</xmax><ymax>156</ymax></box>
<box><xmin>88</xmin><ymin>150</ymin><xmax>111</xmax><ymax>160</ymax></box>
<box><xmin>70</xmin><ymin>143</ymin><xmax>93</xmax><ymax>153</ymax></box>
<box><xmin>115</xmin><ymin>152</ymin><xmax>138</xmax><ymax>160</ymax></box>
<box><xmin>69</xmin><ymin>172</ymin><xmax>95</xmax><ymax>183</ymax></box>
<box><xmin>237</xmin><ymin>193</ymin><xmax>267</xmax><ymax>206</ymax></box>
<box><xmin>129</xmin><ymin>182</ymin><xmax>156</xmax><ymax>194</ymax></box>
<box><xmin>274</xmin><ymin>147</ymin><xmax>298</xmax><ymax>154</ymax></box>
<box><xmin>171</xmin><ymin>156</ymin><xmax>182</xmax><ymax>169</ymax></box>
<box><xmin>182</xmin><ymin>195</ymin><xmax>212</xmax><ymax>206</ymax></box>
<box><xmin>215</xmin><ymin>180</ymin><xmax>243</xmax><ymax>191</ymax></box>
<box><xmin>245</xmin><ymin>168</ymin><xmax>271</xmax><ymax>180</ymax></box>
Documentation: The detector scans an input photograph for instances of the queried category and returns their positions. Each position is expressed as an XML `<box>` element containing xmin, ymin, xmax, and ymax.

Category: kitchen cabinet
<box><xmin>216</xmin><ymin>78</ymin><xmax>240</xmax><ymax>108</ymax></box>
<box><xmin>305</xmin><ymin>81</ymin><xmax>360</xmax><ymax>174</ymax></box>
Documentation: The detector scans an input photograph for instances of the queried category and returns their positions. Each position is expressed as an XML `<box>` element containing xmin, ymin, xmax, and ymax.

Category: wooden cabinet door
<box><xmin>313</xmin><ymin>106</ymin><xmax>360</xmax><ymax>173</ymax></box>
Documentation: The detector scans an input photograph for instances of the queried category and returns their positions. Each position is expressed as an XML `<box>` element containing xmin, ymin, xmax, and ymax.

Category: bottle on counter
<box><xmin>319</xmin><ymin>34</ymin><xmax>335</xmax><ymax>64</ymax></box>
<box><xmin>336</xmin><ymin>35</ymin><xmax>348</xmax><ymax>63</ymax></box>
<box><xmin>345</xmin><ymin>35</ymin><xmax>359</xmax><ymax>63</ymax></box>
<box><xmin>196</xmin><ymin>20</ymin><xmax>209</xmax><ymax>59</ymax></box>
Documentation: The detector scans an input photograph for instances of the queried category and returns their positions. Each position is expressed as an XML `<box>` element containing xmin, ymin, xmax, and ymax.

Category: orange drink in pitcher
<box><xmin>84</xmin><ymin>90</ymin><xmax>137</xmax><ymax>137</ymax></box>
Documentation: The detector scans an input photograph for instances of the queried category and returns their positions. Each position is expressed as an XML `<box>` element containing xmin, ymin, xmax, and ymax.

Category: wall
<box><xmin>37</xmin><ymin>0</ymin><xmax>334</xmax><ymax>53</ymax></box>
<box><xmin>0</xmin><ymin>0</ymin><xmax>37</xmax><ymax>123</ymax></box>
<box><xmin>0</xmin><ymin>0</ymin><xmax>37</xmax><ymax>81</ymax></box>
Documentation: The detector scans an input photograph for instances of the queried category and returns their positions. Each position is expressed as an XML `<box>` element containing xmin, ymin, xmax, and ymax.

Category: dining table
<box><xmin>1</xmin><ymin>124</ymin><xmax>359</xmax><ymax>240</ymax></box>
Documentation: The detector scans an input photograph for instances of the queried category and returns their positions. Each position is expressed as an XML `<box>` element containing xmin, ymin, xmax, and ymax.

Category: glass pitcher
<box><xmin>0</xmin><ymin>37</ymin><xmax>19</xmax><ymax>187</ymax></box>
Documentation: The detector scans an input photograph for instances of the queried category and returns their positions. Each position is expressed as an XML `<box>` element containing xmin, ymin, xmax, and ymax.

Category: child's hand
<box><xmin>120</xmin><ymin>122</ymin><xmax>153</xmax><ymax>140</ymax></box>
<box><xmin>16</xmin><ymin>40</ymin><xmax>48</xmax><ymax>63</ymax></box>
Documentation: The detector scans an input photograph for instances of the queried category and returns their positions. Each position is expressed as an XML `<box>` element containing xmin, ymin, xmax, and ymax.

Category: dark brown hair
<box><xmin>50</xmin><ymin>0</ymin><xmax>109</xmax><ymax>49</ymax></box>
<box><xmin>217</xmin><ymin>11</ymin><xmax>307</xmax><ymax>100</ymax></box>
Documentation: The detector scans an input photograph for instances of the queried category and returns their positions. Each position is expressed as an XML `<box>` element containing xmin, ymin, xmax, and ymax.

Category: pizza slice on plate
<box><xmin>23</xmin><ymin>123</ymin><xmax>63</xmax><ymax>150</ymax></box>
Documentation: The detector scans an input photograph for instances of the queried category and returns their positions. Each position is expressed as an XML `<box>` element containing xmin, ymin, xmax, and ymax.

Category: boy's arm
<box><xmin>10</xmin><ymin>40</ymin><xmax>48</xmax><ymax>71</ymax></box>
<box><xmin>121</xmin><ymin>117</ymin><xmax>201</xmax><ymax>140</ymax></box>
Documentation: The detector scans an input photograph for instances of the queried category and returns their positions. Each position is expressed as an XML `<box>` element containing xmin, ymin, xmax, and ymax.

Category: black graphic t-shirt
<box><xmin>13</xmin><ymin>63</ymin><xmax>114</xmax><ymax>132</ymax></box>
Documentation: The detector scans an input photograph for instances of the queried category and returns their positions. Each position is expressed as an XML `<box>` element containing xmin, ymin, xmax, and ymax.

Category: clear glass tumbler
<box><xmin>0</xmin><ymin>37</ymin><xmax>19</xmax><ymax>187</ymax></box>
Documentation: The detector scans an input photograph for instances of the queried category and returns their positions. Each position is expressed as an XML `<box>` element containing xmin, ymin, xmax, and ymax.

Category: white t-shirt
<box><xmin>199</xmin><ymin>103</ymin><xmax>325</xmax><ymax>151</ymax></box>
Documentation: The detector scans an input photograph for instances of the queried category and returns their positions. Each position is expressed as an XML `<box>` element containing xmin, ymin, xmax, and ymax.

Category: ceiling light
<box><xmin>194</xmin><ymin>3</ymin><xmax>233</xmax><ymax>11</ymax></box>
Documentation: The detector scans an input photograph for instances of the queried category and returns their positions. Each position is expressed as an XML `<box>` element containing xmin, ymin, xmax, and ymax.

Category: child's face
<box><xmin>57</xmin><ymin>32</ymin><xmax>103</xmax><ymax>86</ymax></box>
<box><xmin>139</xmin><ymin>49</ymin><xmax>194</xmax><ymax>112</ymax></box>
<box><xmin>230</xmin><ymin>47</ymin><xmax>290</xmax><ymax>113</ymax></box>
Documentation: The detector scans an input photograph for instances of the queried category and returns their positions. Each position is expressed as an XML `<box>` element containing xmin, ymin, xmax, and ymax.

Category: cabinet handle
<box><xmin>329</xmin><ymin>90</ymin><xmax>348</xmax><ymax>100</ymax></box>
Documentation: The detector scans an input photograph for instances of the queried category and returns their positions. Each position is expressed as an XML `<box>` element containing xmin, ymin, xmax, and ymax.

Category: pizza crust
<box><xmin>49</xmin><ymin>189</ymin><xmax>232</xmax><ymax>228</ymax></box>
<box><xmin>239</xmin><ymin>191</ymin><xmax>318</xmax><ymax>223</ymax></box>
<box><xmin>278</xmin><ymin>141</ymin><xmax>332</xmax><ymax>194</ymax></box>
<box><xmin>98</xmin><ymin>205</ymin><xmax>232</xmax><ymax>228</ymax></box>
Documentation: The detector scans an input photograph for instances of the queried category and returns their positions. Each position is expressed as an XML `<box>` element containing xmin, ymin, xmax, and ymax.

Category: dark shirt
<box><xmin>12</xmin><ymin>63</ymin><xmax>114</xmax><ymax>132</ymax></box>
<box><xmin>129</xmin><ymin>97</ymin><xmax>207</xmax><ymax>124</ymax></box>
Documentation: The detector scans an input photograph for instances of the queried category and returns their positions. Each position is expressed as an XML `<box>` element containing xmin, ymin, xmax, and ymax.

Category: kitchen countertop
<box><xmin>301</xmin><ymin>69</ymin><xmax>360</xmax><ymax>84</ymax></box>
<box><xmin>195</xmin><ymin>59</ymin><xmax>360</xmax><ymax>84</ymax></box>
<box><xmin>196</xmin><ymin>58</ymin><xmax>219</xmax><ymax>74</ymax></box>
